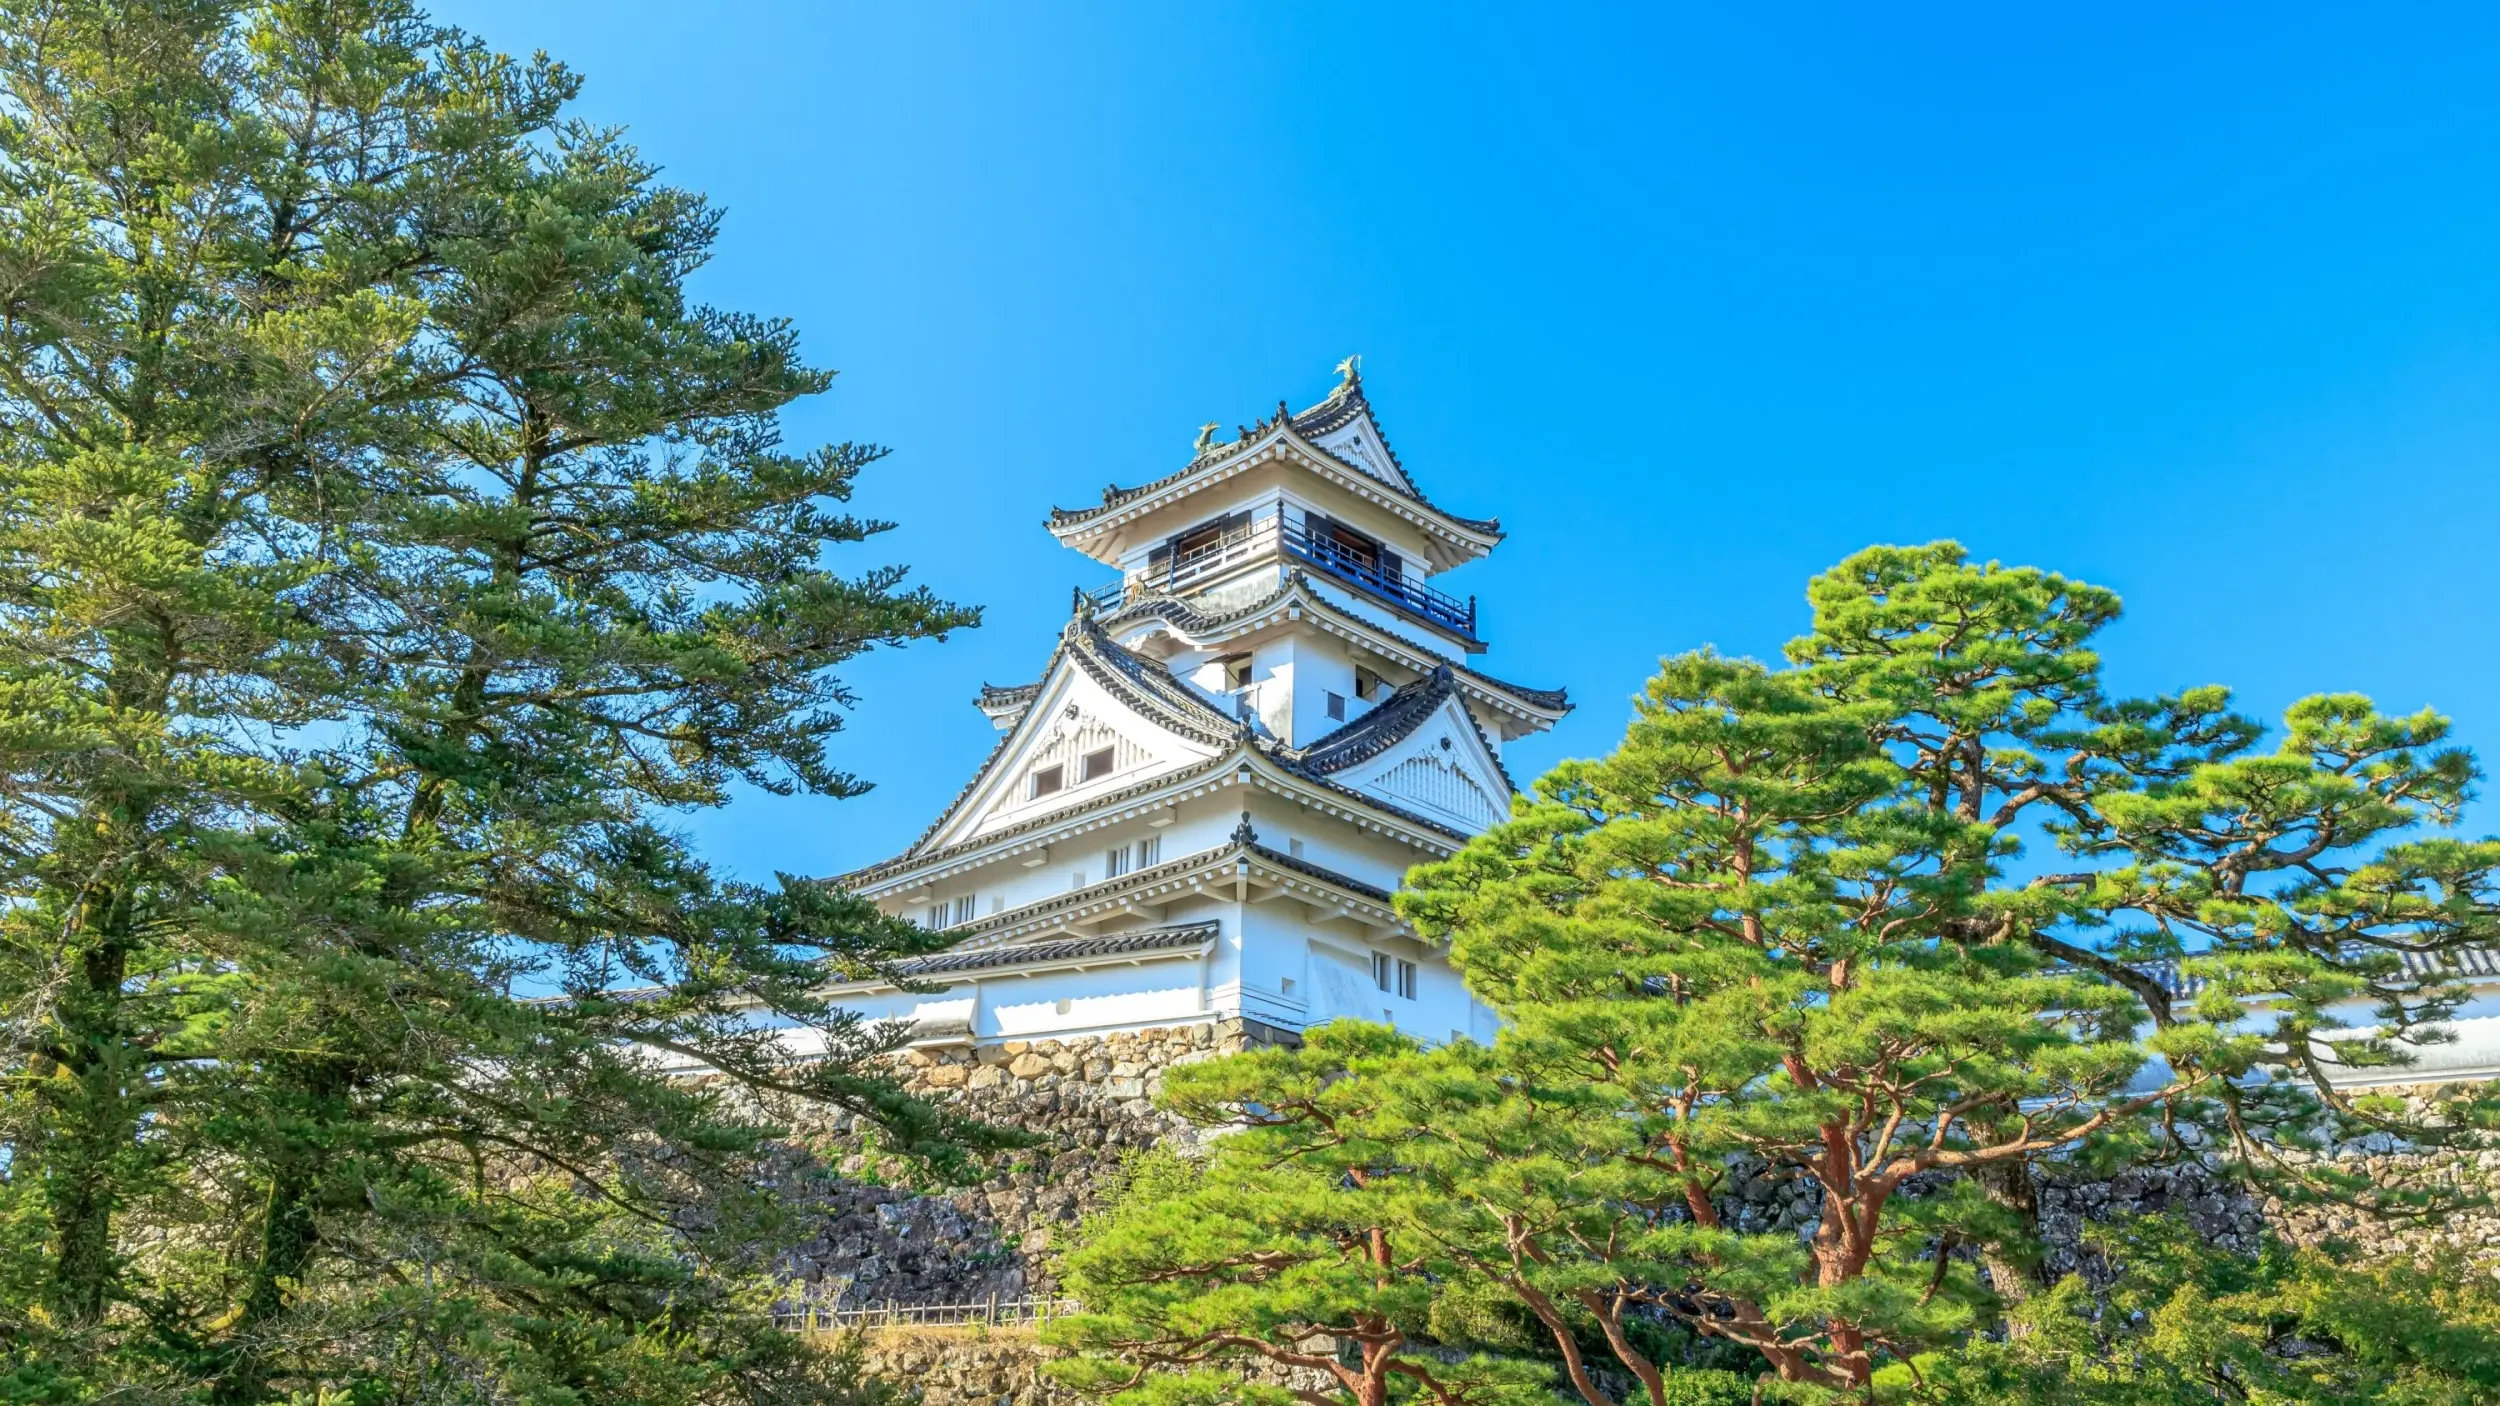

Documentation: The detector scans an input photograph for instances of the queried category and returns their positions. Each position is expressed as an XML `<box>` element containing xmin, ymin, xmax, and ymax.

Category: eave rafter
<box><xmin>1048</xmin><ymin>428</ymin><xmax>1500</xmax><ymax>567</ymax></box>
<box><xmin>844</xmin><ymin>748</ymin><xmax>1464</xmax><ymax>900</ymax></box>
<box><xmin>1107</xmin><ymin>573</ymin><xmax>1568</xmax><ymax>729</ymax></box>
<box><xmin>903</xmin><ymin>836</ymin><xmax>1411</xmax><ymax>955</ymax></box>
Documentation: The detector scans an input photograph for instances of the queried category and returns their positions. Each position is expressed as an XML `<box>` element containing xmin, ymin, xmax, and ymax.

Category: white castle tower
<box><xmin>826</xmin><ymin>361</ymin><xmax>1568</xmax><ymax>1048</ymax></box>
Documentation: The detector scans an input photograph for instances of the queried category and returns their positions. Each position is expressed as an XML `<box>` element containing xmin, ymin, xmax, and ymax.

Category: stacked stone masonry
<box><xmin>789</xmin><ymin>1024</ymin><xmax>2500</xmax><ymax>1316</ymax></box>
<box><xmin>809</xmin><ymin>1048</ymin><xmax>2500</xmax><ymax>1405</ymax></box>
<box><xmin>785</xmin><ymin>1021</ymin><xmax>1278</xmax><ymax>1309</ymax></box>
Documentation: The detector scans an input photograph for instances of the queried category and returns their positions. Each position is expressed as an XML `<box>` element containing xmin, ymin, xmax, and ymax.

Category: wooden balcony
<box><xmin>1085</xmin><ymin>518</ymin><xmax>1478</xmax><ymax>639</ymax></box>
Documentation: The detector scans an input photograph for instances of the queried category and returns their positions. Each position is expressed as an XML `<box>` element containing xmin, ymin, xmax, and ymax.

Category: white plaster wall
<box><xmin>1241</xmin><ymin>791</ymin><xmax>1427</xmax><ymax>894</ymax></box>
<box><xmin>883</xmin><ymin>802</ymin><xmax>1245</xmax><ymax>928</ymax></box>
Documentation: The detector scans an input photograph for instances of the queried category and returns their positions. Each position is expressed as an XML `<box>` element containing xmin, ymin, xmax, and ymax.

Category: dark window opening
<box><xmin>1304</xmin><ymin>514</ymin><xmax>1399</xmax><ymax>581</ymax></box>
<box><xmin>1081</xmin><ymin>747</ymin><xmax>1117</xmax><ymax>782</ymax></box>
<box><xmin>1354</xmin><ymin>666</ymin><xmax>1384</xmax><ymax>701</ymax></box>
<box><xmin>1030</xmin><ymin>764</ymin><xmax>1064</xmax><ymax>797</ymax></box>
<box><xmin>1222</xmin><ymin>655</ymin><xmax>1253</xmax><ymax>691</ymax></box>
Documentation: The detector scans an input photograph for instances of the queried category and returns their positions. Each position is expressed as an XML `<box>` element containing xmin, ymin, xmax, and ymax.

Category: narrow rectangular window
<box><xmin>1223</xmin><ymin>655</ymin><xmax>1253</xmax><ymax>691</ymax></box>
<box><xmin>1104</xmin><ymin>844</ymin><xmax>1130</xmax><ymax>878</ymax></box>
<box><xmin>1325</xmin><ymin>691</ymin><xmax>1346</xmax><ymax>721</ymax></box>
<box><xmin>954</xmin><ymin>895</ymin><xmax>975</xmax><ymax>926</ymax></box>
<box><xmin>1081</xmin><ymin>746</ymin><xmax>1117</xmax><ymax>782</ymax></box>
<box><xmin>1355</xmin><ymin>666</ymin><xmax>1382</xmax><ymax>701</ymax></box>
<box><xmin>1136</xmin><ymin>835</ymin><xmax>1160</xmax><ymax>866</ymax></box>
<box><xmin>926</xmin><ymin>903</ymin><xmax>946</xmax><ymax>929</ymax></box>
<box><xmin>1373</xmin><ymin>952</ymin><xmax>1393</xmax><ymax>992</ymax></box>
<box><xmin>1030</xmin><ymin>764</ymin><xmax>1064</xmax><ymax>797</ymax></box>
<box><xmin>1397</xmin><ymin>960</ymin><xmax>1417</xmax><ymax>1000</ymax></box>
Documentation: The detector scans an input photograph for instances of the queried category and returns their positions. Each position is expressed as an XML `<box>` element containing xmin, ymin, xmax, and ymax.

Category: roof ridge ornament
<box><xmin>1334</xmin><ymin>353</ymin><xmax>1361</xmax><ymax>386</ymax></box>
<box><xmin>1194</xmin><ymin>422</ymin><xmax>1219</xmax><ymax>454</ymax></box>
<box><xmin>1230</xmin><ymin>810</ymin><xmax>1257</xmax><ymax>845</ymax></box>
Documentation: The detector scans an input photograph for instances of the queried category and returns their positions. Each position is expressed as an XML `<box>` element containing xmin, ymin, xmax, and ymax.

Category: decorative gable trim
<box><xmin>1046</xmin><ymin>368</ymin><xmax>1500</xmax><ymax>566</ymax></box>
<box><xmin>897</xmin><ymin>614</ymin><xmax>1241</xmax><ymax>861</ymax></box>
<box><xmin>1104</xmin><ymin>573</ymin><xmax>1569</xmax><ymax>728</ymax></box>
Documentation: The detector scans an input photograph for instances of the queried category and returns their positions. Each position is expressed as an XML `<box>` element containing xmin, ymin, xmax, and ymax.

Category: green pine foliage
<box><xmin>1057</xmin><ymin>543</ymin><xmax>2500</xmax><ymax>1403</ymax></box>
<box><xmin>1910</xmin><ymin>1218</ymin><xmax>2500</xmax><ymax>1403</ymax></box>
<box><xmin>1045</xmin><ymin>1028</ymin><xmax>1559</xmax><ymax>1406</ymax></box>
<box><xmin>0</xmin><ymin>1</ymin><xmax>1002</xmax><ymax>1399</ymax></box>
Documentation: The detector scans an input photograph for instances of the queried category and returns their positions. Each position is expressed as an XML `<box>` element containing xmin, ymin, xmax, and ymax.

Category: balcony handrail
<box><xmin>1090</xmin><ymin>518</ymin><xmax>1477</xmax><ymax>638</ymax></box>
<box><xmin>781</xmin><ymin>1294</ymin><xmax>1081</xmax><ymax>1334</ymax></box>
<box><xmin>1277</xmin><ymin>519</ymin><xmax>1477</xmax><ymax>638</ymax></box>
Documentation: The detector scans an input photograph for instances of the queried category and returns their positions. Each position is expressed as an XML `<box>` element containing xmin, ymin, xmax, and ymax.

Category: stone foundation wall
<box><xmin>802</xmin><ymin>1053</ymin><xmax>2500</xmax><ymax>1403</ymax></box>
<box><xmin>782</xmin><ymin>1019</ymin><xmax>1287</xmax><ymax>1308</ymax></box>
<box><xmin>785</xmin><ymin>1030</ymin><xmax>2500</xmax><ymax>1315</ymax></box>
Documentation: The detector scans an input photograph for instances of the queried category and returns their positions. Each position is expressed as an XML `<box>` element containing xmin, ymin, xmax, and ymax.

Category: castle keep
<box><xmin>826</xmin><ymin>360</ymin><xmax>1566</xmax><ymax>1053</ymax></box>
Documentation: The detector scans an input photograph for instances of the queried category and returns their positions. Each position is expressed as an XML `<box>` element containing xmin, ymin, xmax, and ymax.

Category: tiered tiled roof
<box><xmin>1283</xmin><ymin>665</ymin><xmax>1521</xmax><ymax>797</ymax></box>
<box><xmin>1046</xmin><ymin>367</ymin><xmax>1501</xmax><ymax>539</ymax></box>
<box><xmin>880</xmin><ymin>614</ymin><xmax>1245</xmax><ymax>867</ymax></box>
<box><xmin>974</xmin><ymin>682</ymin><xmax>1040</xmax><ymax>711</ymax></box>
<box><xmin>885</xmin><ymin>922</ymin><xmax>1219</xmax><ymax>979</ymax></box>
<box><xmin>2134</xmin><ymin>945</ymin><xmax>2500</xmax><ymax>998</ymax></box>
<box><xmin>1100</xmin><ymin>574</ymin><xmax>1569</xmax><ymax>719</ymax></box>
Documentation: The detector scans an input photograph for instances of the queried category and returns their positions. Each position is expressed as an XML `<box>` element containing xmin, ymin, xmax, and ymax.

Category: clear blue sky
<box><xmin>430</xmin><ymin>1</ymin><xmax>2500</xmax><ymax>882</ymax></box>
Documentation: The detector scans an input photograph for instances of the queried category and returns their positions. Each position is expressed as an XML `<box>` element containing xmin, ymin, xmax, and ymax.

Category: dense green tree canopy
<box><xmin>1061</xmin><ymin>544</ymin><xmax>2500</xmax><ymax>1402</ymax></box>
<box><xmin>0</xmin><ymin>1</ymin><xmax>997</xmax><ymax>1399</ymax></box>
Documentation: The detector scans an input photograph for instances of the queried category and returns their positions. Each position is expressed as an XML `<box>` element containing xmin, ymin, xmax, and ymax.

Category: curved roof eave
<box><xmin>1105</xmin><ymin>574</ymin><xmax>1570</xmax><ymax>722</ymax></box>
<box><xmin>1045</xmin><ymin>376</ymin><xmax>1503</xmax><ymax>555</ymax></box>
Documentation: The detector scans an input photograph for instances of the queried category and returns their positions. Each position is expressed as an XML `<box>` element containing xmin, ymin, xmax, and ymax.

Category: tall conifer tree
<box><xmin>1061</xmin><ymin>545</ymin><xmax>2500</xmax><ymax>1400</ymax></box>
<box><xmin>0</xmin><ymin>2</ymin><xmax>995</xmax><ymax>1398</ymax></box>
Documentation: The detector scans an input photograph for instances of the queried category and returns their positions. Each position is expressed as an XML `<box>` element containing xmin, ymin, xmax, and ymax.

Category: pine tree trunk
<box><xmin>1974</xmin><ymin>1155</ymin><xmax>2044</xmax><ymax>1332</ymax></box>
<box><xmin>44</xmin><ymin>883</ymin><xmax>137</xmax><ymax>1327</ymax></box>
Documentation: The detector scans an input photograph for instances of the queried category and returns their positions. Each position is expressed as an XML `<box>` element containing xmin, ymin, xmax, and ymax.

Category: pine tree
<box><xmin>1061</xmin><ymin>544</ymin><xmax>2500</xmax><ymax>1400</ymax></box>
<box><xmin>1046</xmin><ymin>1026</ymin><xmax>1553</xmax><ymax>1406</ymax></box>
<box><xmin>0</xmin><ymin>2</ymin><xmax>1000</xmax><ymax>1398</ymax></box>
<box><xmin>1387</xmin><ymin>545</ymin><xmax>2500</xmax><ymax>1391</ymax></box>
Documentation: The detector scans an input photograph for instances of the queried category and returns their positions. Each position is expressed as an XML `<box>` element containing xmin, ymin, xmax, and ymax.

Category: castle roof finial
<box><xmin>1230</xmin><ymin>810</ymin><xmax>1257</xmax><ymax>845</ymax></box>
<box><xmin>1194</xmin><ymin>422</ymin><xmax>1219</xmax><ymax>454</ymax></box>
<box><xmin>1335</xmin><ymin>353</ymin><xmax>1361</xmax><ymax>385</ymax></box>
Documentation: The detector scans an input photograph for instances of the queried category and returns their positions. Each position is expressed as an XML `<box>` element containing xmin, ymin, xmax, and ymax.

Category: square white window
<box><xmin>1325</xmin><ymin>691</ymin><xmax>1346</xmax><ymax>721</ymax></box>
<box><xmin>1081</xmin><ymin>746</ymin><xmax>1117</xmax><ymax>782</ymax></box>
<box><xmin>1030</xmin><ymin>764</ymin><xmax>1064</xmax><ymax>798</ymax></box>
<box><xmin>1288</xmin><ymin>837</ymin><xmax>1305</xmax><ymax>859</ymax></box>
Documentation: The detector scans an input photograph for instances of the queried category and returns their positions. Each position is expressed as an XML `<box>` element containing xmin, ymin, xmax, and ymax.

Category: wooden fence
<box><xmin>785</xmin><ymin>1295</ymin><xmax>1081</xmax><ymax>1333</ymax></box>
